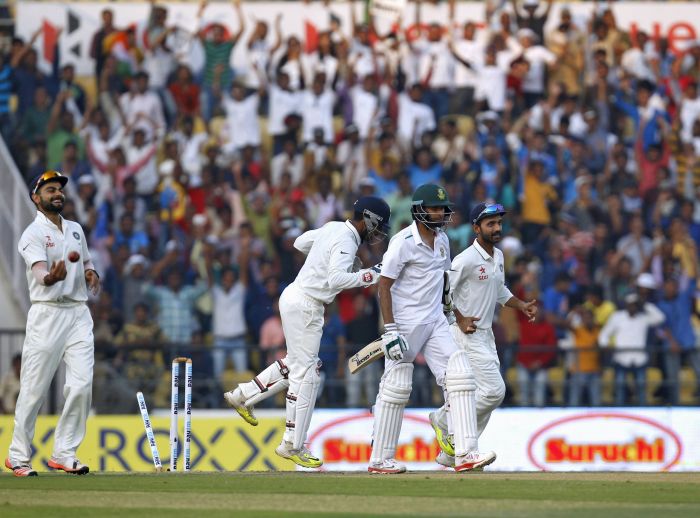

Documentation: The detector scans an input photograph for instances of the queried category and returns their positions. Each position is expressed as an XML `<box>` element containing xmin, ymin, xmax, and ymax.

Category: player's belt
<box><xmin>32</xmin><ymin>298</ymin><xmax>84</xmax><ymax>307</ymax></box>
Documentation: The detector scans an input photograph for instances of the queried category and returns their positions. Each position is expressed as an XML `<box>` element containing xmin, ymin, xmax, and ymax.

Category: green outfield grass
<box><xmin>0</xmin><ymin>472</ymin><xmax>698</xmax><ymax>517</ymax></box>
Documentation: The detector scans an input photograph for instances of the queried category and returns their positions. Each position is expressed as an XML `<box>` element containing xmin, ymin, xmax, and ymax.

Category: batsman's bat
<box><xmin>348</xmin><ymin>338</ymin><xmax>384</xmax><ymax>374</ymax></box>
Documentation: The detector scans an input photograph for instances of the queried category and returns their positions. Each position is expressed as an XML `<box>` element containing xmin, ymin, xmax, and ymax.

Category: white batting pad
<box><xmin>239</xmin><ymin>358</ymin><xmax>291</xmax><ymax>407</ymax></box>
<box><xmin>370</xmin><ymin>363</ymin><xmax>413</xmax><ymax>463</ymax></box>
<box><xmin>445</xmin><ymin>351</ymin><xmax>478</xmax><ymax>456</ymax></box>
<box><xmin>292</xmin><ymin>360</ymin><xmax>322</xmax><ymax>450</ymax></box>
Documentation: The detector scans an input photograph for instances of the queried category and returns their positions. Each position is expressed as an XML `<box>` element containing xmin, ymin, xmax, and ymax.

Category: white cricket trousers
<box><xmin>9</xmin><ymin>303</ymin><xmax>94</xmax><ymax>463</ymax></box>
<box><xmin>279</xmin><ymin>283</ymin><xmax>325</xmax><ymax>389</ymax></box>
<box><xmin>384</xmin><ymin>317</ymin><xmax>458</xmax><ymax>387</ymax></box>
<box><xmin>449</xmin><ymin>325</ymin><xmax>505</xmax><ymax>436</ymax></box>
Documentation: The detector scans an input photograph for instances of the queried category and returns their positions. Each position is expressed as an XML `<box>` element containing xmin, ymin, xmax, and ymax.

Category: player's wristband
<box><xmin>384</xmin><ymin>323</ymin><xmax>398</xmax><ymax>334</ymax></box>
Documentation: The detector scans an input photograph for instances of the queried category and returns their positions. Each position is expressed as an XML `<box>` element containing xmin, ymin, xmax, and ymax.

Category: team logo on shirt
<box><xmin>73</xmin><ymin>232</ymin><xmax>80</xmax><ymax>241</ymax></box>
<box><xmin>45</xmin><ymin>236</ymin><xmax>55</xmax><ymax>248</ymax></box>
<box><xmin>478</xmin><ymin>265</ymin><xmax>488</xmax><ymax>281</ymax></box>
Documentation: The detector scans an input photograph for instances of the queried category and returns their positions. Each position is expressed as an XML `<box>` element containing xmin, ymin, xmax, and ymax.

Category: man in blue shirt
<box><xmin>657</xmin><ymin>276</ymin><xmax>700</xmax><ymax>404</ymax></box>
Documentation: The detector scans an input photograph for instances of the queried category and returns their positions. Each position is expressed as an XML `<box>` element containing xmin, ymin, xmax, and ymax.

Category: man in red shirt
<box><xmin>516</xmin><ymin>303</ymin><xmax>557</xmax><ymax>406</ymax></box>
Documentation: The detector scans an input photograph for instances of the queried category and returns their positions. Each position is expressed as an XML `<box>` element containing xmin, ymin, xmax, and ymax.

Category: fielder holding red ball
<box><xmin>4</xmin><ymin>171</ymin><xmax>100</xmax><ymax>477</ymax></box>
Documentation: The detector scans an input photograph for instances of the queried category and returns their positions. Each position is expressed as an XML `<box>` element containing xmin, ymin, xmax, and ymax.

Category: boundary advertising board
<box><xmin>1</xmin><ymin>408</ymin><xmax>698</xmax><ymax>472</ymax></box>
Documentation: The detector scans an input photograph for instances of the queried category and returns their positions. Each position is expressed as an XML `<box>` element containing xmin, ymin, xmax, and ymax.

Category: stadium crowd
<box><xmin>1</xmin><ymin>0</ymin><xmax>700</xmax><ymax>413</ymax></box>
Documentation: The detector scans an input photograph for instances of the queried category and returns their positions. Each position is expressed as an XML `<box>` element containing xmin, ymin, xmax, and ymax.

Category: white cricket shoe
<box><xmin>454</xmin><ymin>451</ymin><xmax>496</xmax><ymax>472</ymax></box>
<box><xmin>368</xmin><ymin>459</ymin><xmax>407</xmax><ymax>474</ymax></box>
<box><xmin>435</xmin><ymin>450</ymin><xmax>455</xmax><ymax>468</ymax></box>
<box><xmin>224</xmin><ymin>387</ymin><xmax>258</xmax><ymax>426</ymax></box>
<box><xmin>48</xmin><ymin>457</ymin><xmax>89</xmax><ymax>475</ymax></box>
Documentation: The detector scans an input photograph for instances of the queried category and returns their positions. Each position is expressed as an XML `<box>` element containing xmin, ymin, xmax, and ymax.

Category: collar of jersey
<box><xmin>473</xmin><ymin>239</ymin><xmax>493</xmax><ymax>261</ymax></box>
<box><xmin>35</xmin><ymin>211</ymin><xmax>64</xmax><ymax>231</ymax></box>
<box><xmin>344</xmin><ymin>220</ymin><xmax>360</xmax><ymax>246</ymax></box>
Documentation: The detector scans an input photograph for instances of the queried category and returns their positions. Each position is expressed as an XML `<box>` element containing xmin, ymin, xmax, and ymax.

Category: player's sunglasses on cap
<box><xmin>31</xmin><ymin>170</ymin><xmax>68</xmax><ymax>196</ymax></box>
<box><xmin>472</xmin><ymin>203</ymin><xmax>506</xmax><ymax>224</ymax></box>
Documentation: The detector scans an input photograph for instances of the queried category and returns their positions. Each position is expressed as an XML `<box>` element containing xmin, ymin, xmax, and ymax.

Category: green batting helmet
<box><xmin>411</xmin><ymin>184</ymin><xmax>454</xmax><ymax>229</ymax></box>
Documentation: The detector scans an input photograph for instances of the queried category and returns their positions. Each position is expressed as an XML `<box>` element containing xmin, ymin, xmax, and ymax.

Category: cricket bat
<box><xmin>348</xmin><ymin>338</ymin><xmax>384</xmax><ymax>374</ymax></box>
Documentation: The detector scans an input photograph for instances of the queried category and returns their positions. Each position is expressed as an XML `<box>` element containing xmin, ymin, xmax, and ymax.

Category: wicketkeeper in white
<box><xmin>224</xmin><ymin>197</ymin><xmax>391</xmax><ymax>468</ymax></box>
<box><xmin>431</xmin><ymin>202</ymin><xmax>537</xmax><ymax>468</ymax></box>
<box><xmin>5</xmin><ymin>170</ymin><xmax>100</xmax><ymax>477</ymax></box>
<box><xmin>368</xmin><ymin>184</ymin><xmax>495</xmax><ymax>474</ymax></box>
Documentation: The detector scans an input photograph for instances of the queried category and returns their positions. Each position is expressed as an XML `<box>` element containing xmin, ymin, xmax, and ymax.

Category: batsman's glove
<box><xmin>442</xmin><ymin>271</ymin><xmax>453</xmax><ymax>315</ymax></box>
<box><xmin>381</xmin><ymin>323</ymin><xmax>408</xmax><ymax>361</ymax></box>
<box><xmin>358</xmin><ymin>263</ymin><xmax>382</xmax><ymax>287</ymax></box>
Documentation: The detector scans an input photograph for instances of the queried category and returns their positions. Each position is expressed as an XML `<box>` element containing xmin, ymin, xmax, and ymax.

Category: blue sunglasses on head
<box><xmin>473</xmin><ymin>204</ymin><xmax>506</xmax><ymax>224</ymax></box>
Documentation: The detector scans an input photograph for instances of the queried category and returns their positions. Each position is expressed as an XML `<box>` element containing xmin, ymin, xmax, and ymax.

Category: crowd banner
<box><xmin>15</xmin><ymin>2</ymin><xmax>700</xmax><ymax>76</ymax></box>
<box><xmin>1</xmin><ymin>408</ymin><xmax>698</xmax><ymax>472</ymax></box>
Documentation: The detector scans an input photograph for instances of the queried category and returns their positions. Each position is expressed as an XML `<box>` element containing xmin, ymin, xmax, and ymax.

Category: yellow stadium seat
<box><xmin>646</xmin><ymin>367</ymin><xmax>663</xmax><ymax>405</ymax></box>
<box><xmin>601</xmin><ymin>367</ymin><xmax>615</xmax><ymax>405</ymax></box>
<box><xmin>505</xmin><ymin>367</ymin><xmax>520</xmax><ymax>405</ymax></box>
<box><xmin>547</xmin><ymin>366</ymin><xmax>566</xmax><ymax>406</ymax></box>
<box><xmin>679</xmin><ymin>367</ymin><xmax>698</xmax><ymax>405</ymax></box>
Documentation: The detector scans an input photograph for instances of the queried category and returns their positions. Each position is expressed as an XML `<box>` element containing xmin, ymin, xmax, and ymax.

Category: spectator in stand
<box><xmin>599</xmin><ymin>293</ymin><xmax>665</xmax><ymax>406</ymax></box>
<box><xmin>196</xmin><ymin>0</ymin><xmax>246</xmax><ymax>121</ymax></box>
<box><xmin>582</xmin><ymin>285</ymin><xmax>616</xmax><ymax>328</ymax></box>
<box><xmin>657</xmin><ymin>271</ymin><xmax>699</xmax><ymax>405</ymax></box>
<box><xmin>542</xmin><ymin>271</ymin><xmax>572</xmax><ymax>340</ymax></box>
<box><xmin>511</xmin><ymin>0</ymin><xmax>553</xmax><ymax>44</ymax></box>
<box><xmin>168</xmin><ymin>65</ymin><xmax>201</xmax><ymax>119</ymax></box>
<box><xmin>142</xmin><ymin>263</ymin><xmax>208</xmax><ymax>345</ymax></box>
<box><xmin>90</xmin><ymin>8</ymin><xmax>117</xmax><ymax>87</ymax></box>
<box><xmin>211</xmin><ymin>249</ymin><xmax>250</xmax><ymax>378</ymax></box>
<box><xmin>343</xmin><ymin>293</ymin><xmax>381</xmax><ymax>408</ymax></box>
<box><xmin>113</xmin><ymin>213</ymin><xmax>150</xmax><ymax>256</ymax></box>
<box><xmin>516</xmin><ymin>302</ymin><xmax>557</xmax><ymax>407</ymax></box>
<box><xmin>563</xmin><ymin>307</ymin><xmax>602</xmax><ymax>406</ymax></box>
<box><xmin>113</xmin><ymin>302</ymin><xmax>165</xmax><ymax>396</ymax></box>
<box><xmin>319</xmin><ymin>308</ymin><xmax>347</xmax><ymax>405</ymax></box>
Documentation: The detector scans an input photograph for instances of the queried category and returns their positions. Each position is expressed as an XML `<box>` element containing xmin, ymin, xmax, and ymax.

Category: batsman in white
<box><xmin>224</xmin><ymin>196</ymin><xmax>391</xmax><ymax>468</ymax></box>
<box><xmin>5</xmin><ymin>171</ymin><xmax>100</xmax><ymax>477</ymax></box>
<box><xmin>431</xmin><ymin>202</ymin><xmax>538</xmax><ymax>468</ymax></box>
<box><xmin>368</xmin><ymin>184</ymin><xmax>495</xmax><ymax>474</ymax></box>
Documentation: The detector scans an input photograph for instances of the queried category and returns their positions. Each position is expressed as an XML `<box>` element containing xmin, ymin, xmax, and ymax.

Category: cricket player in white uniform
<box><xmin>5</xmin><ymin>171</ymin><xmax>100</xmax><ymax>477</ymax></box>
<box><xmin>224</xmin><ymin>197</ymin><xmax>391</xmax><ymax>468</ymax></box>
<box><xmin>431</xmin><ymin>202</ymin><xmax>537</xmax><ymax>468</ymax></box>
<box><xmin>369</xmin><ymin>184</ymin><xmax>495</xmax><ymax>474</ymax></box>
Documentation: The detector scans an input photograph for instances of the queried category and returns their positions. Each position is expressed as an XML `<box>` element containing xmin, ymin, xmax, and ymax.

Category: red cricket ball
<box><xmin>68</xmin><ymin>251</ymin><xmax>81</xmax><ymax>263</ymax></box>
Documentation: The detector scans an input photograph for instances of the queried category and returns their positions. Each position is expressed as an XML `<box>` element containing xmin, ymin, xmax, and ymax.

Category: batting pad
<box><xmin>292</xmin><ymin>360</ymin><xmax>322</xmax><ymax>450</ymax></box>
<box><xmin>445</xmin><ymin>351</ymin><xmax>478</xmax><ymax>456</ymax></box>
<box><xmin>370</xmin><ymin>363</ymin><xmax>413</xmax><ymax>463</ymax></box>
<box><xmin>241</xmin><ymin>359</ymin><xmax>290</xmax><ymax>407</ymax></box>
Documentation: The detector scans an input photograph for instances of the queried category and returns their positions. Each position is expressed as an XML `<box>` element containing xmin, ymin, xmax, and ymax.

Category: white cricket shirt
<box><xmin>450</xmin><ymin>239</ymin><xmax>513</xmax><ymax>330</ymax></box>
<box><xmin>381</xmin><ymin>222</ymin><xmax>451</xmax><ymax>325</ymax></box>
<box><xmin>18</xmin><ymin>212</ymin><xmax>92</xmax><ymax>303</ymax></box>
<box><xmin>292</xmin><ymin>220</ymin><xmax>364</xmax><ymax>304</ymax></box>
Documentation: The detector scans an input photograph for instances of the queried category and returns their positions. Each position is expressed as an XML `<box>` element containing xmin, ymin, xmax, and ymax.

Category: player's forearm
<box><xmin>505</xmin><ymin>296</ymin><xmax>526</xmax><ymax>311</ymax></box>
<box><xmin>378</xmin><ymin>279</ymin><xmax>395</xmax><ymax>326</ymax></box>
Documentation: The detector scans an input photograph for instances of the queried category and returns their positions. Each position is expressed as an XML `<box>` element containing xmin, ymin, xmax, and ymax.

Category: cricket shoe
<box><xmin>435</xmin><ymin>450</ymin><xmax>455</xmax><ymax>468</ymax></box>
<box><xmin>224</xmin><ymin>387</ymin><xmax>258</xmax><ymax>426</ymax></box>
<box><xmin>368</xmin><ymin>459</ymin><xmax>407</xmax><ymax>474</ymax></box>
<box><xmin>275</xmin><ymin>440</ymin><xmax>323</xmax><ymax>469</ymax></box>
<box><xmin>5</xmin><ymin>458</ymin><xmax>38</xmax><ymax>477</ymax></box>
<box><xmin>47</xmin><ymin>457</ymin><xmax>89</xmax><ymax>475</ymax></box>
<box><xmin>429</xmin><ymin>410</ymin><xmax>455</xmax><ymax>456</ymax></box>
<box><xmin>454</xmin><ymin>451</ymin><xmax>496</xmax><ymax>472</ymax></box>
